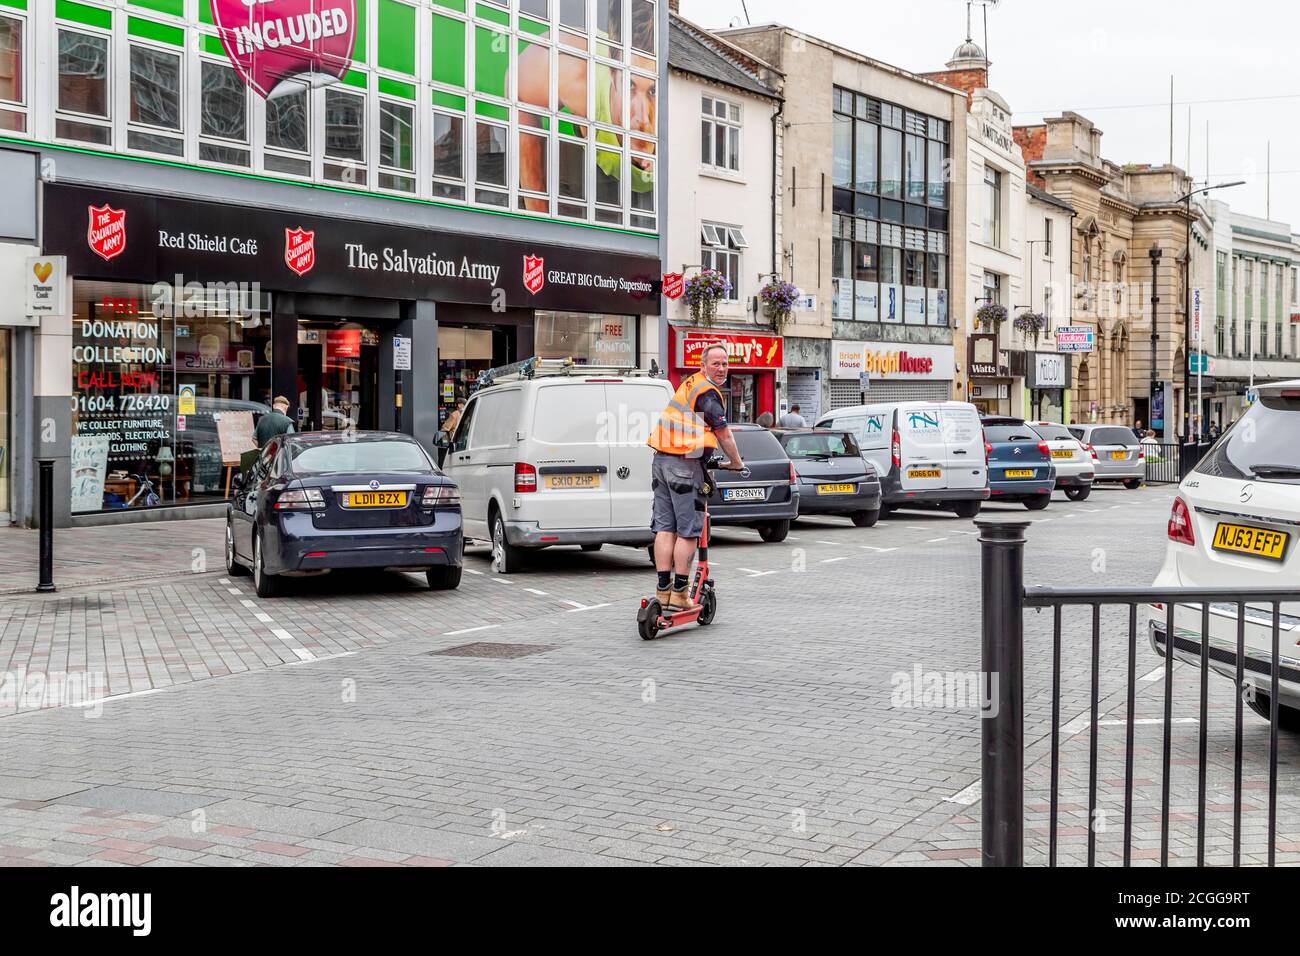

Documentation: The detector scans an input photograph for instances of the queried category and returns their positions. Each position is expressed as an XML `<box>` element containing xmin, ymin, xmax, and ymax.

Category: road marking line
<box><xmin>239</xmin><ymin>599</ymin><xmax>258</xmax><ymax>609</ymax></box>
<box><xmin>464</xmin><ymin>568</ymin><xmax>484</xmax><ymax>575</ymax></box>
<box><xmin>1060</xmin><ymin>709</ymin><xmax>1096</xmax><ymax>736</ymax></box>
<box><xmin>946</xmin><ymin>780</ymin><xmax>981</xmax><ymax>805</ymax></box>
<box><xmin>253</xmin><ymin>612</ymin><xmax>274</xmax><ymax>624</ymax></box>
<box><xmin>522</xmin><ymin>587</ymin><xmax>548</xmax><ymax>596</ymax></box>
<box><xmin>1062</xmin><ymin>513</ymin><xmax>1076</xmax><ymax>519</ymax></box>
<box><xmin>907</xmin><ymin>526</ymin><xmax>930</xmax><ymax>531</ymax></box>
<box><xmin>268</xmin><ymin>627</ymin><xmax>315</xmax><ymax>661</ymax></box>
<box><xmin>927</xmin><ymin>537</ymin><xmax>949</xmax><ymax>544</ymax></box>
<box><xmin>285</xmin><ymin>651</ymin><xmax>357</xmax><ymax>667</ymax></box>
<box><xmin>218</xmin><ymin>577</ymin><xmax>230</xmax><ymax>585</ymax></box>
<box><xmin>443</xmin><ymin>624</ymin><xmax>500</xmax><ymax>636</ymax></box>
<box><xmin>1097</xmin><ymin>717</ymin><xmax>1198</xmax><ymax>727</ymax></box>
<box><xmin>952</xmin><ymin>530</ymin><xmax>979</xmax><ymax>535</ymax></box>
<box><xmin>816</xmin><ymin>540</ymin><xmax>839</xmax><ymax>545</ymax></box>
<box><xmin>566</xmin><ymin>602</ymin><xmax>611</xmax><ymax>612</ymax></box>
<box><xmin>859</xmin><ymin>545</ymin><xmax>898</xmax><ymax>552</ymax></box>
<box><xmin>1036</xmin><ymin>518</ymin><xmax>1054</xmax><ymax>523</ymax></box>
<box><xmin>786</xmin><ymin>536</ymin><xmax>802</xmax><ymax>541</ymax></box>
<box><xmin>1140</xmin><ymin>666</ymin><xmax>1166</xmax><ymax>682</ymax></box>
<box><xmin>820</xmin><ymin>556</ymin><xmax>849</xmax><ymax>563</ymax></box>
<box><xmin>490</xmin><ymin>577</ymin><xmax>515</xmax><ymax>585</ymax></box>
<box><xmin>73</xmin><ymin>688</ymin><xmax>163</xmax><ymax>708</ymax></box>
<box><xmin>737</xmin><ymin>567</ymin><xmax>778</xmax><ymax>577</ymax></box>
<box><xmin>560</xmin><ymin>600</ymin><xmax>585</xmax><ymax>608</ymax></box>
<box><xmin>226</xmin><ymin>588</ymin><xmax>243</xmax><ymax>595</ymax></box>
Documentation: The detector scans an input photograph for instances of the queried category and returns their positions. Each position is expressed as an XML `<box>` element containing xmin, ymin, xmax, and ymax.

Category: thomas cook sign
<box><xmin>210</xmin><ymin>0</ymin><xmax>356</xmax><ymax>100</ymax></box>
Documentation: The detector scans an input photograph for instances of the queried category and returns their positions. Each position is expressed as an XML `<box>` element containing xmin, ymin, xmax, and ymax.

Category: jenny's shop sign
<box><xmin>677</xmin><ymin>330</ymin><xmax>783</xmax><ymax>370</ymax></box>
<box><xmin>45</xmin><ymin>185</ymin><xmax>663</xmax><ymax>315</ymax></box>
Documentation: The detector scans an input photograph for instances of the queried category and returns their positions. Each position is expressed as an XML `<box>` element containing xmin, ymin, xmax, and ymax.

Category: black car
<box><xmin>705</xmin><ymin>424</ymin><xmax>799</xmax><ymax>542</ymax></box>
<box><xmin>776</xmin><ymin>428</ymin><xmax>883</xmax><ymax>526</ymax></box>
<box><xmin>226</xmin><ymin>431</ymin><xmax>463</xmax><ymax>597</ymax></box>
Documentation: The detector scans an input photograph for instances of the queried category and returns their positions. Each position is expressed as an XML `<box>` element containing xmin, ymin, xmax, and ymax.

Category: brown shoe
<box><xmin>654</xmin><ymin>588</ymin><xmax>672</xmax><ymax>607</ymax></box>
<box><xmin>667</xmin><ymin>588</ymin><xmax>694</xmax><ymax>611</ymax></box>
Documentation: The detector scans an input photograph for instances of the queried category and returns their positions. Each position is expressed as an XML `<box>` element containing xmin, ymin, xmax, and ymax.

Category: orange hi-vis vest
<box><xmin>648</xmin><ymin>371</ymin><xmax>725</xmax><ymax>456</ymax></box>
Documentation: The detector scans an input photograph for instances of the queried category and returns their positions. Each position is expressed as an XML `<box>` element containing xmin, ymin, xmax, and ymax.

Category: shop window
<box><xmin>264</xmin><ymin>84</ymin><xmax>310</xmax><ymax>177</ymax></box>
<box><xmin>0</xmin><ymin>12</ymin><xmax>26</xmax><ymax>133</ymax></box>
<box><xmin>199</xmin><ymin>60</ymin><xmax>248</xmax><ymax>167</ymax></box>
<box><xmin>128</xmin><ymin>44</ymin><xmax>182</xmax><ymax>157</ymax></box>
<box><xmin>379</xmin><ymin>99</ymin><xmax>416</xmax><ymax>192</ymax></box>
<box><xmin>432</xmin><ymin>110</ymin><xmax>465</xmax><ymax>199</ymax></box>
<box><xmin>535</xmin><ymin>311</ymin><xmax>636</xmax><ymax>366</ymax></box>
<box><xmin>56</xmin><ymin>28</ymin><xmax>110</xmax><ymax>144</ymax></box>
<box><xmin>324</xmin><ymin>88</ymin><xmax>367</xmax><ymax>185</ymax></box>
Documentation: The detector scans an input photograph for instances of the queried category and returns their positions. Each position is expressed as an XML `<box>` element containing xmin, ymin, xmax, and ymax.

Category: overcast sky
<box><xmin>680</xmin><ymin>0</ymin><xmax>1300</xmax><ymax>229</ymax></box>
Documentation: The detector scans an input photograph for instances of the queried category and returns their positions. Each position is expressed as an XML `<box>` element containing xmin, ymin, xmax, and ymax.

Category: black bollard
<box><xmin>36</xmin><ymin>459</ymin><xmax>55</xmax><ymax>593</ymax></box>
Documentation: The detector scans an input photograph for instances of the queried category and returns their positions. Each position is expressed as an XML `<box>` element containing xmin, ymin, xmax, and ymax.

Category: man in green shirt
<box><xmin>255</xmin><ymin>396</ymin><xmax>296</xmax><ymax>447</ymax></box>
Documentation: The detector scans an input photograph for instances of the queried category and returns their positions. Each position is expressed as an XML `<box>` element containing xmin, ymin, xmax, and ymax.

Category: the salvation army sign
<box><xmin>662</xmin><ymin>273</ymin><xmax>684</xmax><ymax>300</ymax></box>
<box><xmin>284</xmin><ymin>226</ymin><xmax>316</xmax><ymax>276</ymax></box>
<box><xmin>87</xmin><ymin>205</ymin><xmax>126</xmax><ymax>262</ymax></box>
<box><xmin>523</xmin><ymin>255</ymin><xmax>545</xmax><ymax>295</ymax></box>
<box><xmin>210</xmin><ymin>0</ymin><xmax>356</xmax><ymax>100</ymax></box>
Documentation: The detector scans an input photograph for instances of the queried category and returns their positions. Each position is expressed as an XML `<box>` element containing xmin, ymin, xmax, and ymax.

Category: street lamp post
<box><xmin>1148</xmin><ymin>243</ymin><xmax>1162</xmax><ymax>435</ymax></box>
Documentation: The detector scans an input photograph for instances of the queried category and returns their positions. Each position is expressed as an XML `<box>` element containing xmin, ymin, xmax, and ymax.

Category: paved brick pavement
<box><xmin>2</xmin><ymin>484</ymin><xmax>1292</xmax><ymax>866</ymax></box>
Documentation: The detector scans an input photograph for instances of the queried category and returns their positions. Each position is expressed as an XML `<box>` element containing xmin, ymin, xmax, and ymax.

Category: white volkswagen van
<box><xmin>815</xmin><ymin>401</ymin><xmax>989</xmax><ymax>516</ymax></box>
<box><xmin>439</xmin><ymin>360</ymin><xmax>674</xmax><ymax>573</ymax></box>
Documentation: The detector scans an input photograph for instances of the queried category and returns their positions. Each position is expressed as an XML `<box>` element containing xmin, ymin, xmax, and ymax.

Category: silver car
<box><xmin>1027</xmin><ymin>421</ymin><xmax>1095</xmax><ymax>500</ymax></box>
<box><xmin>1067</xmin><ymin>423</ymin><xmax>1145</xmax><ymax>488</ymax></box>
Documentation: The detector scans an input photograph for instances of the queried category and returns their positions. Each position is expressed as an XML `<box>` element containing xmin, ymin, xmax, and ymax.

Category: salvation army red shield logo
<box><xmin>523</xmin><ymin>255</ymin><xmax>545</xmax><ymax>295</ymax></box>
<box><xmin>210</xmin><ymin>0</ymin><xmax>356</xmax><ymax>100</ymax></box>
<box><xmin>662</xmin><ymin>272</ymin><xmax>684</xmax><ymax>300</ymax></box>
<box><xmin>87</xmin><ymin>205</ymin><xmax>126</xmax><ymax>262</ymax></box>
<box><xmin>284</xmin><ymin>226</ymin><xmax>316</xmax><ymax>276</ymax></box>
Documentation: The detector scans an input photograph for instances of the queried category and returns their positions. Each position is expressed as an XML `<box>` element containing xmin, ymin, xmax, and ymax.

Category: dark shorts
<box><xmin>651</xmin><ymin>452</ymin><xmax>706</xmax><ymax>538</ymax></box>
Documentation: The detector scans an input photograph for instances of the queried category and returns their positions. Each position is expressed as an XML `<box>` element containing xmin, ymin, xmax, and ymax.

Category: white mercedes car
<box><xmin>1149</xmin><ymin>380</ymin><xmax>1300</xmax><ymax>729</ymax></box>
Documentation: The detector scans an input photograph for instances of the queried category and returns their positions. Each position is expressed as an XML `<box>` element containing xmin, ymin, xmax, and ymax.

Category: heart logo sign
<box><xmin>33</xmin><ymin>261</ymin><xmax>53</xmax><ymax>283</ymax></box>
<box><xmin>209</xmin><ymin>0</ymin><xmax>357</xmax><ymax>100</ymax></box>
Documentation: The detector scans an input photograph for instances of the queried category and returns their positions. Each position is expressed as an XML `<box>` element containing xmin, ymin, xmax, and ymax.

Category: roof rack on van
<box><xmin>475</xmin><ymin>357</ymin><xmax>663</xmax><ymax>388</ymax></box>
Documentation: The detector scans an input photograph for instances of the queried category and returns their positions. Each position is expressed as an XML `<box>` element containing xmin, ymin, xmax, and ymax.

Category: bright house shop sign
<box><xmin>209</xmin><ymin>0</ymin><xmax>357</xmax><ymax>100</ymax></box>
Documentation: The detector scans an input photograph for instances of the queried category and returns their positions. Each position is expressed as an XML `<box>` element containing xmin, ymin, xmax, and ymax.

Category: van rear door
<box><xmin>897</xmin><ymin>404</ymin><xmax>949</xmax><ymax>493</ymax></box>
<box><xmin>942</xmin><ymin>403</ymin><xmax>987</xmax><ymax>491</ymax></box>
<box><xmin>526</xmin><ymin>381</ymin><xmax>611</xmax><ymax>529</ymax></box>
<box><xmin>605</xmin><ymin>380</ymin><xmax>672</xmax><ymax>529</ymax></box>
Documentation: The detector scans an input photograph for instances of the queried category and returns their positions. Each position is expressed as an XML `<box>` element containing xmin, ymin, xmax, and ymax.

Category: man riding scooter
<box><xmin>647</xmin><ymin>343</ymin><xmax>745</xmax><ymax>610</ymax></box>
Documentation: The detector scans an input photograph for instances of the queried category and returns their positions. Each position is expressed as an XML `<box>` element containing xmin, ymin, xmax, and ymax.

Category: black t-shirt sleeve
<box><xmin>694</xmin><ymin>390</ymin><xmax>728</xmax><ymax>431</ymax></box>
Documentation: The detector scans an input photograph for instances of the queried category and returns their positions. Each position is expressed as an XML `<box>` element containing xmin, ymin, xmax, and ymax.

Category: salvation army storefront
<box><xmin>668</xmin><ymin>328</ymin><xmax>782</xmax><ymax>424</ymax></box>
<box><xmin>44</xmin><ymin>184</ymin><xmax>659</xmax><ymax>522</ymax></box>
<box><xmin>830</xmin><ymin>340</ymin><xmax>955</xmax><ymax>407</ymax></box>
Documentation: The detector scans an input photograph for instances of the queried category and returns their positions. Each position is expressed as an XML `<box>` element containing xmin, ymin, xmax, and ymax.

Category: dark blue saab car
<box><xmin>225</xmin><ymin>431</ymin><xmax>463</xmax><ymax>597</ymax></box>
<box><xmin>981</xmin><ymin>417</ymin><xmax>1056</xmax><ymax>511</ymax></box>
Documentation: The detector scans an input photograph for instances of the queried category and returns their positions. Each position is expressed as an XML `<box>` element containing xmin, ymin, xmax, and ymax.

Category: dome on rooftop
<box><xmin>947</xmin><ymin>38</ymin><xmax>988</xmax><ymax>70</ymax></box>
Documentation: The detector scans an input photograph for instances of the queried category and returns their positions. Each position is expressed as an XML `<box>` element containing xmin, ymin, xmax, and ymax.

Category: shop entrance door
<box><xmin>728</xmin><ymin>374</ymin><xmax>756</xmax><ymax>424</ymax></box>
<box><xmin>297</xmin><ymin>320</ymin><xmax>380</xmax><ymax>432</ymax></box>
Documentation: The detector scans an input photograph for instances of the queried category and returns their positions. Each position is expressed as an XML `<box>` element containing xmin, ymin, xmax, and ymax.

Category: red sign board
<box><xmin>87</xmin><ymin>204</ymin><xmax>126</xmax><ymax>262</ymax></box>
<box><xmin>285</xmin><ymin>226</ymin><xmax>316</xmax><ymax>276</ymax></box>
<box><xmin>326</xmin><ymin>329</ymin><xmax>361</xmax><ymax>358</ymax></box>
<box><xmin>662</xmin><ymin>272</ymin><xmax>684</xmax><ymax>300</ymax></box>
<box><xmin>678</xmin><ymin>330</ymin><xmax>783</xmax><ymax>370</ymax></box>
<box><xmin>523</xmin><ymin>255</ymin><xmax>545</xmax><ymax>295</ymax></box>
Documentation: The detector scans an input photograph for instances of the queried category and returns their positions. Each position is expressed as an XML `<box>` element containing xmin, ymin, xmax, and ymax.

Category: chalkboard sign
<box><xmin>216</xmin><ymin>411</ymin><xmax>257</xmax><ymax>466</ymax></box>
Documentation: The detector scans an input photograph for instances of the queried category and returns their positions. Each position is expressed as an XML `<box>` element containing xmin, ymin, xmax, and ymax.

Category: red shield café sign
<box><xmin>86</xmin><ymin>205</ymin><xmax>126</xmax><ymax>262</ymax></box>
<box><xmin>680</xmin><ymin>331</ymin><xmax>783</xmax><ymax>370</ymax></box>
<box><xmin>210</xmin><ymin>0</ymin><xmax>356</xmax><ymax>100</ymax></box>
<box><xmin>522</xmin><ymin>255</ymin><xmax>545</xmax><ymax>295</ymax></box>
<box><xmin>284</xmin><ymin>226</ymin><xmax>316</xmax><ymax>276</ymax></box>
<box><xmin>662</xmin><ymin>272</ymin><xmax>684</xmax><ymax>300</ymax></box>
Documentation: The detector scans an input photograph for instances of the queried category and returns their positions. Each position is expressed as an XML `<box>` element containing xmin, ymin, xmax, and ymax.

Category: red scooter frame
<box><xmin>637</xmin><ymin>476</ymin><xmax>720</xmax><ymax>641</ymax></box>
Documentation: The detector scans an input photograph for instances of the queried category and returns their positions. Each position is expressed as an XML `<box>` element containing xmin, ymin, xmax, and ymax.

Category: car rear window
<box><xmin>1030</xmin><ymin>423</ymin><xmax>1074</xmax><ymax>442</ymax></box>
<box><xmin>530</xmin><ymin>383</ymin><xmax>604</xmax><ymax>444</ymax></box>
<box><xmin>288</xmin><ymin>439</ymin><xmax>431</xmax><ymax>475</ymax></box>
<box><xmin>781</xmin><ymin>432</ymin><xmax>861</xmax><ymax>458</ymax></box>
<box><xmin>1196</xmin><ymin>394</ymin><xmax>1300</xmax><ymax>483</ymax></box>
<box><xmin>733</xmin><ymin>428</ymin><xmax>786</xmax><ymax>458</ymax></box>
<box><xmin>984</xmin><ymin>423</ymin><xmax>1038</xmax><ymax>443</ymax></box>
<box><xmin>1089</xmin><ymin>427</ymin><xmax>1137</xmax><ymax>446</ymax></box>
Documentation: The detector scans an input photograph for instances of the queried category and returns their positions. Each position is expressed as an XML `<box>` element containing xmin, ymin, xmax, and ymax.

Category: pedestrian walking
<box><xmin>442</xmin><ymin>398</ymin><xmax>466</xmax><ymax>437</ymax></box>
<box><xmin>778</xmin><ymin>404</ymin><xmax>807</xmax><ymax>428</ymax></box>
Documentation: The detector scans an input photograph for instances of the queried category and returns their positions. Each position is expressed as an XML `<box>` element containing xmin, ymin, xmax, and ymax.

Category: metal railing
<box><xmin>1143</xmin><ymin>441</ymin><xmax>1211</xmax><ymax>484</ymax></box>
<box><xmin>979</xmin><ymin>519</ymin><xmax>1300</xmax><ymax>867</ymax></box>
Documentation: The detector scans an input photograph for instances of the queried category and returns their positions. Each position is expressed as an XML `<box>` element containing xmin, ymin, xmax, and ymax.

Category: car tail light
<box><xmin>891</xmin><ymin>429</ymin><xmax>901</xmax><ymax>468</ymax></box>
<box><xmin>789</xmin><ymin>461</ymin><xmax>797</xmax><ymax>484</ymax></box>
<box><xmin>274</xmin><ymin>488</ymin><xmax>325</xmax><ymax>511</ymax></box>
<box><xmin>984</xmin><ymin>440</ymin><xmax>992</xmax><ymax>461</ymax></box>
<box><xmin>1086</xmin><ymin>443</ymin><xmax>1098</xmax><ymax>460</ymax></box>
<box><xmin>1139</xmin><ymin>448</ymin><xmax>1146</xmax><ymax>461</ymax></box>
<box><xmin>515</xmin><ymin>462</ymin><xmax>538</xmax><ymax>493</ymax></box>
<box><xmin>421</xmin><ymin>484</ymin><xmax>461</xmax><ymax>507</ymax></box>
<box><xmin>1037</xmin><ymin>441</ymin><xmax>1050</xmax><ymax>456</ymax></box>
<box><xmin>1168</xmin><ymin>496</ymin><xmax>1195</xmax><ymax>547</ymax></box>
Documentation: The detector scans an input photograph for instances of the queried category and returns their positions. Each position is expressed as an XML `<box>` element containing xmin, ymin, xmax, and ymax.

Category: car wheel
<box><xmin>1024</xmin><ymin>494</ymin><xmax>1051</xmax><ymax>511</ymax></box>
<box><xmin>758</xmin><ymin>520</ymin><xmax>790</xmax><ymax>543</ymax></box>
<box><xmin>225</xmin><ymin>519</ymin><xmax>249</xmax><ymax>576</ymax></box>
<box><xmin>1123</xmin><ymin>478</ymin><xmax>1142</xmax><ymax>490</ymax></box>
<box><xmin>491</xmin><ymin>510</ymin><xmax>526</xmax><ymax>574</ymax></box>
<box><xmin>850</xmin><ymin>509</ymin><xmax>880</xmax><ymax>528</ymax></box>
<box><xmin>580</xmin><ymin>543</ymin><xmax>603</xmax><ymax>552</ymax></box>
<box><xmin>1246</xmin><ymin>692</ymin><xmax>1300</xmax><ymax>731</ymax></box>
<box><xmin>426</xmin><ymin>565</ymin><xmax>462</xmax><ymax>590</ymax></box>
<box><xmin>252</xmin><ymin>531</ymin><xmax>280</xmax><ymax>598</ymax></box>
<box><xmin>1064</xmin><ymin>485</ymin><xmax>1092</xmax><ymax>501</ymax></box>
<box><xmin>953</xmin><ymin>500</ymin><xmax>982</xmax><ymax>519</ymax></box>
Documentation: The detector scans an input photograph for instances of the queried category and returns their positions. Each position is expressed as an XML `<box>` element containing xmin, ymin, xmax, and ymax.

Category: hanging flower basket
<box><xmin>683</xmin><ymin>269</ymin><xmax>731</xmax><ymax>326</ymax></box>
<box><xmin>759</xmin><ymin>279</ymin><xmax>800</xmax><ymax>336</ymax></box>
<box><xmin>1013</xmin><ymin>311</ymin><xmax>1048</xmax><ymax>346</ymax></box>
<box><xmin>975</xmin><ymin>302</ymin><xmax>1008</xmax><ymax>332</ymax></box>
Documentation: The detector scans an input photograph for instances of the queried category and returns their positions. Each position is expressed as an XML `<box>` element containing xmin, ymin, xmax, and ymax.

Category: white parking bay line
<box><xmin>490</xmin><ymin>577</ymin><xmax>515</xmax><ymax>585</ymax></box>
<box><xmin>1140</xmin><ymin>666</ymin><xmax>1166</xmax><ymax>682</ymax></box>
<box><xmin>907</xmin><ymin>526</ymin><xmax>930</xmax><ymax>531</ymax></box>
<box><xmin>927</xmin><ymin>537</ymin><xmax>949</xmax><ymax>544</ymax></box>
<box><xmin>443</xmin><ymin>623</ymin><xmax>500</xmax><ymax>637</ymax></box>
<box><xmin>253</xmin><ymin>612</ymin><xmax>274</xmax><ymax>624</ymax></box>
<box><xmin>816</xmin><ymin>540</ymin><xmax>840</xmax><ymax>546</ymax></box>
<box><xmin>736</xmin><ymin>567</ymin><xmax>778</xmax><ymax>577</ymax></box>
<box><xmin>946</xmin><ymin>780</ymin><xmax>981</xmax><ymax>805</ymax></box>
<box><xmin>464</xmin><ymin>568</ymin><xmax>484</xmax><ymax>575</ymax></box>
<box><xmin>1097</xmin><ymin>717</ymin><xmax>1198</xmax><ymax>727</ymax></box>
<box><xmin>523</xmin><ymin>587</ymin><xmax>548</xmax><ymax>596</ymax></box>
<box><xmin>269</xmin><ymin>627</ymin><xmax>315</xmax><ymax>661</ymax></box>
<box><xmin>226</xmin><ymin>588</ymin><xmax>243</xmax><ymax>595</ymax></box>
<box><xmin>240</xmin><ymin>599</ymin><xmax>258</xmax><ymax>609</ymax></box>
<box><xmin>820</xmin><ymin>556</ymin><xmax>849</xmax><ymax>563</ymax></box>
<box><xmin>566</xmin><ymin>603</ymin><xmax>611</xmax><ymax>612</ymax></box>
<box><xmin>859</xmin><ymin>545</ymin><xmax>898</xmax><ymax>553</ymax></box>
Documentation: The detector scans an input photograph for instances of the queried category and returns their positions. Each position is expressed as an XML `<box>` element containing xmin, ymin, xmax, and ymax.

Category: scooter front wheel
<box><xmin>638</xmin><ymin>599</ymin><xmax>662</xmax><ymax>641</ymax></box>
<box><xmin>697</xmin><ymin>589</ymin><xmax>717</xmax><ymax>626</ymax></box>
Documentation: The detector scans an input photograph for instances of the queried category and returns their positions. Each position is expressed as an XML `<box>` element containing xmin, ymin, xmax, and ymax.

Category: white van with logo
<box><xmin>439</xmin><ymin>361</ymin><xmax>673</xmax><ymax>573</ymax></box>
<box><xmin>815</xmin><ymin>401</ymin><xmax>989</xmax><ymax>517</ymax></box>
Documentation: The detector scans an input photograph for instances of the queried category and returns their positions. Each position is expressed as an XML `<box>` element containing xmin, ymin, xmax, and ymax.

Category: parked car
<box><xmin>226</xmin><ymin>430</ymin><xmax>463</xmax><ymax>597</ymax></box>
<box><xmin>776</xmin><ymin>428</ymin><xmax>882</xmax><ymax>527</ymax></box>
<box><xmin>438</xmin><ymin>365</ymin><xmax>673</xmax><ymax>573</ymax></box>
<box><xmin>981</xmin><ymin>417</ymin><xmax>1057</xmax><ymax>510</ymax></box>
<box><xmin>1027</xmin><ymin>421</ymin><xmax>1096</xmax><ymax>500</ymax></box>
<box><xmin>1149</xmin><ymin>380</ymin><xmax>1300</xmax><ymax>728</ymax></box>
<box><xmin>815</xmin><ymin>401</ymin><xmax>989</xmax><ymax>517</ymax></box>
<box><xmin>704</xmin><ymin>424</ymin><xmax>800</xmax><ymax>542</ymax></box>
<box><xmin>1067</xmin><ymin>423</ymin><xmax>1145</xmax><ymax>488</ymax></box>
